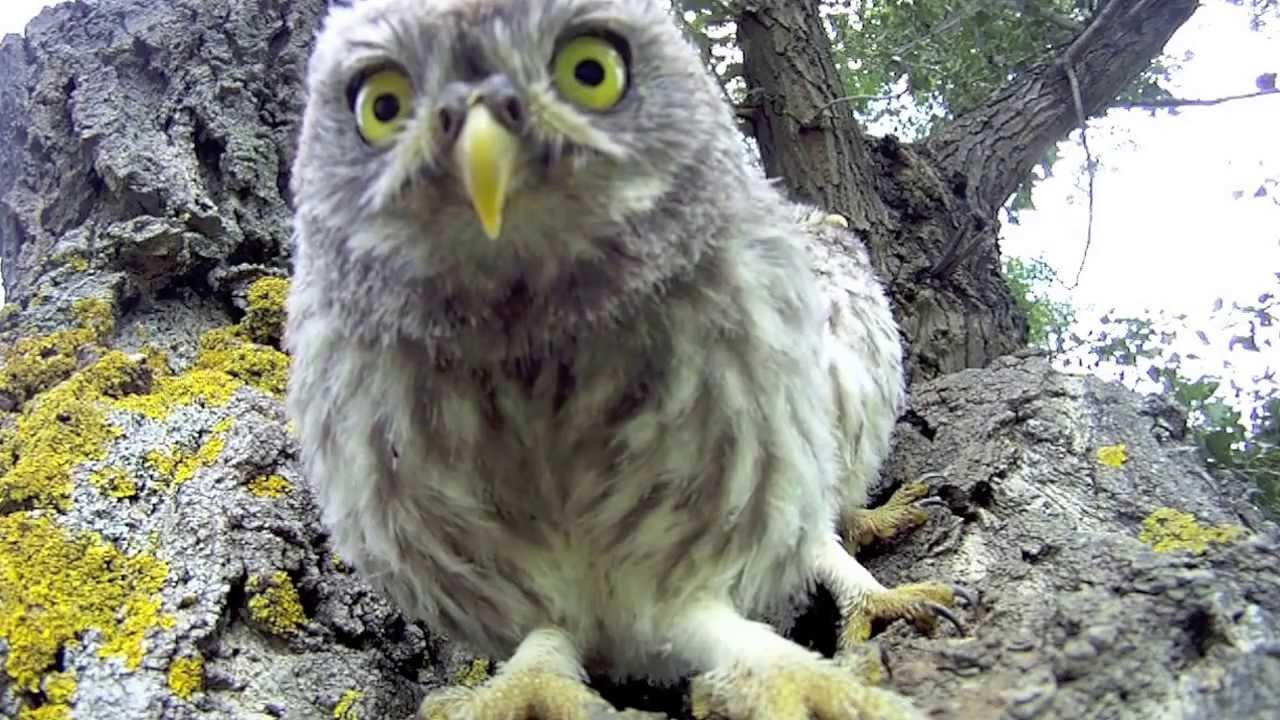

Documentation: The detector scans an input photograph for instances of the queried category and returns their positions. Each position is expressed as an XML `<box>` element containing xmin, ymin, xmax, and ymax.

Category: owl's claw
<box><xmin>417</xmin><ymin>669</ymin><xmax>612</xmax><ymax>720</ymax></box>
<box><xmin>839</xmin><ymin>581</ymin><xmax>971</xmax><ymax>648</ymax></box>
<box><xmin>690</xmin><ymin>658</ymin><xmax>923</xmax><ymax>720</ymax></box>
<box><xmin>843</xmin><ymin>477</ymin><xmax>942</xmax><ymax>550</ymax></box>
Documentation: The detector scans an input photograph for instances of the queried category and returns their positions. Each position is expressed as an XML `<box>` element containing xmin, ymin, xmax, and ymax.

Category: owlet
<box><xmin>286</xmin><ymin>1</ymin><xmax>963</xmax><ymax>718</ymax></box>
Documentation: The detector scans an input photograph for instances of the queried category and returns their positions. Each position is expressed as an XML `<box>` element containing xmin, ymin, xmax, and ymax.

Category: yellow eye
<box><xmin>355</xmin><ymin>68</ymin><xmax>413</xmax><ymax>146</ymax></box>
<box><xmin>552</xmin><ymin>36</ymin><xmax>628</xmax><ymax>111</ymax></box>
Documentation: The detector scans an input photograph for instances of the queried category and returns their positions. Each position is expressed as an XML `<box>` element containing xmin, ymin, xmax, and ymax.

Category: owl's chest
<box><xmin>418</xmin><ymin>344</ymin><xmax>661</xmax><ymax>520</ymax></box>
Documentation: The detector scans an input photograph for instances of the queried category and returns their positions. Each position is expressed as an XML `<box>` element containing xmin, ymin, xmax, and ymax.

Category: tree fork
<box><xmin>734</xmin><ymin>0</ymin><xmax>1199</xmax><ymax>383</ymax></box>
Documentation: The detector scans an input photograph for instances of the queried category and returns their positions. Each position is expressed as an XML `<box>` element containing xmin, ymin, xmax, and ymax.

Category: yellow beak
<box><xmin>453</xmin><ymin>104</ymin><xmax>518</xmax><ymax>240</ymax></box>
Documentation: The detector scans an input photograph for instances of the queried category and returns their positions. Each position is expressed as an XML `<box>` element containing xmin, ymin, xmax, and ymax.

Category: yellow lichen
<box><xmin>1097</xmin><ymin>443</ymin><xmax>1128</xmax><ymax>468</ymax></box>
<box><xmin>1138</xmin><ymin>507</ymin><xmax>1245</xmax><ymax>555</ymax></box>
<box><xmin>44</xmin><ymin>672</ymin><xmax>77</xmax><ymax>704</ymax></box>
<box><xmin>89</xmin><ymin>466</ymin><xmax>138</xmax><ymax>500</ymax></box>
<box><xmin>241</xmin><ymin>276</ymin><xmax>290</xmax><ymax>347</ymax></box>
<box><xmin>64</xmin><ymin>255</ymin><xmax>89</xmax><ymax>273</ymax></box>
<box><xmin>247</xmin><ymin>474</ymin><xmax>293</xmax><ymax>499</ymax></box>
<box><xmin>113</xmin><ymin>324</ymin><xmax>287</xmax><ymax>421</ymax></box>
<box><xmin>145</xmin><ymin>448</ymin><xmax>178</xmax><ymax>479</ymax></box>
<box><xmin>0</xmin><ymin>295</ymin><xmax>113</xmax><ymax>406</ymax></box>
<box><xmin>145</xmin><ymin>420</ymin><xmax>231</xmax><ymax>488</ymax></box>
<box><xmin>193</xmin><ymin>326</ymin><xmax>290</xmax><ymax>397</ymax></box>
<box><xmin>333</xmin><ymin>689</ymin><xmax>364</xmax><ymax>719</ymax></box>
<box><xmin>454</xmin><ymin>657</ymin><xmax>491</xmax><ymax>688</ymax></box>
<box><xmin>0</xmin><ymin>354</ymin><xmax>128</xmax><ymax>510</ymax></box>
<box><xmin>17</xmin><ymin>705</ymin><xmax>70</xmax><ymax>720</ymax></box>
<box><xmin>167</xmin><ymin>654</ymin><xmax>204</xmax><ymax>700</ymax></box>
<box><xmin>70</xmin><ymin>297</ymin><xmax>115</xmax><ymax>340</ymax></box>
<box><xmin>247</xmin><ymin>571</ymin><xmax>307</xmax><ymax>635</ymax></box>
<box><xmin>114</xmin><ymin>368</ymin><xmax>241</xmax><ymax>420</ymax></box>
<box><xmin>0</xmin><ymin>512</ymin><xmax>171</xmax><ymax>692</ymax></box>
<box><xmin>0</xmin><ymin>296</ymin><xmax>117</xmax><ymax>410</ymax></box>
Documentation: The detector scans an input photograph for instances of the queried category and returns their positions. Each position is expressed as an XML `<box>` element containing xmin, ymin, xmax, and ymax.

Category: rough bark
<box><xmin>927</xmin><ymin>0</ymin><xmax>1199</xmax><ymax>214</ymax></box>
<box><xmin>735</xmin><ymin>0</ymin><xmax>1197</xmax><ymax>383</ymax></box>
<box><xmin>1</xmin><ymin>1</ymin><xmax>1276</xmax><ymax>720</ymax></box>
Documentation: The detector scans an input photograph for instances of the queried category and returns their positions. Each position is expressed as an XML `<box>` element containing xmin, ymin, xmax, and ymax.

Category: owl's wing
<box><xmin>797</xmin><ymin>208</ymin><xmax>906</xmax><ymax>510</ymax></box>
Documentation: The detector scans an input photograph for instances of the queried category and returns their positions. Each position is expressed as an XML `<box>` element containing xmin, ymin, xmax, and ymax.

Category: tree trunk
<box><xmin>735</xmin><ymin>0</ymin><xmax>1197</xmax><ymax>383</ymax></box>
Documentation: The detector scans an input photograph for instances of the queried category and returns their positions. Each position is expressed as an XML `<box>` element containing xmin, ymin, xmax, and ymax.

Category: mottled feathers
<box><xmin>286</xmin><ymin>0</ymin><xmax>905</xmax><ymax>691</ymax></box>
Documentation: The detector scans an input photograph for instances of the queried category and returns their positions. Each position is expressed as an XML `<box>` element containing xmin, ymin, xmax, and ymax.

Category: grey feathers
<box><xmin>286</xmin><ymin>0</ymin><xmax>905</xmax><ymax>682</ymax></box>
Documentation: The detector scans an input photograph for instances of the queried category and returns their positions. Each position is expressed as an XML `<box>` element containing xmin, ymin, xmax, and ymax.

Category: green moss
<box><xmin>0</xmin><ymin>512</ymin><xmax>172</xmax><ymax>692</ymax></box>
<box><xmin>241</xmin><ymin>277</ymin><xmax>290</xmax><ymax>347</ymax></box>
<box><xmin>247</xmin><ymin>473</ymin><xmax>293</xmax><ymax>499</ymax></box>
<box><xmin>1138</xmin><ymin>507</ymin><xmax>1245</xmax><ymax>555</ymax></box>
<box><xmin>247</xmin><ymin>571</ymin><xmax>307</xmax><ymax>635</ymax></box>
<box><xmin>167</xmin><ymin>654</ymin><xmax>204</xmax><ymax>700</ymax></box>
<box><xmin>333</xmin><ymin>689</ymin><xmax>364</xmax><ymax>719</ymax></box>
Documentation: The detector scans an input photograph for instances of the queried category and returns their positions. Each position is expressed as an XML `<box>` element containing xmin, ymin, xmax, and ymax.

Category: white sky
<box><xmin>999</xmin><ymin>3</ymin><xmax>1279</xmax><ymax>409</ymax></box>
<box><xmin>2</xmin><ymin>1</ymin><xmax>1277</xmax><ymax>403</ymax></box>
<box><xmin>0</xmin><ymin>1</ymin><xmax>54</xmax><ymax>36</ymax></box>
<box><xmin>1002</xmin><ymin>3</ymin><xmax>1279</xmax><ymax>318</ymax></box>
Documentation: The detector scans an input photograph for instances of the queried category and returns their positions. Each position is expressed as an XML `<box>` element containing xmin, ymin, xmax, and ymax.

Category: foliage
<box><xmin>1003</xmin><ymin>256</ymin><xmax>1076</xmax><ymax>353</ymax></box>
<box><xmin>1007</xmin><ymin>260</ymin><xmax>1279</xmax><ymax>514</ymax></box>
<box><xmin>826</xmin><ymin>1</ymin><xmax>1083</xmax><ymax>138</ymax></box>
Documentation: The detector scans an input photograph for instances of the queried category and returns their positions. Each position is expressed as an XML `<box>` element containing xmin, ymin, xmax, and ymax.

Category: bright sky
<box><xmin>999</xmin><ymin>3</ymin><xmax>1279</xmax><ymax>406</ymax></box>
<box><xmin>2</xmin><ymin>1</ymin><xmax>1277</xmax><ymax>402</ymax></box>
<box><xmin>0</xmin><ymin>1</ymin><xmax>53</xmax><ymax>36</ymax></box>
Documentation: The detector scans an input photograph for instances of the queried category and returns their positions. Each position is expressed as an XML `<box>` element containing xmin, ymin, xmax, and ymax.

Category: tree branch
<box><xmin>926</xmin><ymin>0</ymin><xmax>1198</xmax><ymax>215</ymax></box>
<box><xmin>733</xmin><ymin>2</ymin><xmax>885</xmax><ymax>230</ymax></box>
<box><xmin>1115</xmin><ymin>88</ymin><xmax>1279</xmax><ymax>109</ymax></box>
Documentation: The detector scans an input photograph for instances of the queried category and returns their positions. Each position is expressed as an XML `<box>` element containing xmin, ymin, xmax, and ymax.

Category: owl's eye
<box><xmin>551</xmin><ymin>36</ymin><xmax>628</xmax><ymax>111</ymax></box>
<box><xmin>354</xmin><ymin>68</ymin><xmax>413</xmax><ymax>146</ymax></box>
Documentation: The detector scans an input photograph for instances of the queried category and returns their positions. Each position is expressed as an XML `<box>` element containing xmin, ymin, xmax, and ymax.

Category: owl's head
<box><xmin>293</xmin><ymin>0</ymin><xmax>747</xmax><ymax>302</ymax></box>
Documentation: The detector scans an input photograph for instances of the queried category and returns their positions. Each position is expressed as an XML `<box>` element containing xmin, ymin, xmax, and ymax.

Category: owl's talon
<box><xmin>843</xmin><ymin>480</ymin><xmax>935</xmax><ymax>550</ymax></box>
<box><xmin>690</xmin><ymin>658</ymin><xmax>923</xmax><ymax>720</ymax></box>
<box><xmin>923</xmin><ymin>600</ymin><xmax>965</xmax><ymax>636</ymax></box>
<box><xmin>417</xmin><ymin>669</ymin><xmax>610</xmax><ymax>720</ymax></box>
<box><xmin>952</xmin><ymin>584</ymin><xmax>979</xmax><ymax>608</ymax></box>
<box><xmin>839</xmin><ymin>581</ymin><xmax>968</xmax><ymax>648</ymax></box>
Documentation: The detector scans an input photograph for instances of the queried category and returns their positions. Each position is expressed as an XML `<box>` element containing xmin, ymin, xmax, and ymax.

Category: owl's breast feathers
<box><xmin>285</xmin><ymin>205</ymin><xmax>903</xmax><ymax>676</ymax></box>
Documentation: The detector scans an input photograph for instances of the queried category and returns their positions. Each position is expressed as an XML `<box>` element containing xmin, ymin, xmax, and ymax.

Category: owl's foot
<box><xmin>419</xmin><ymin>628</ymin><xmax>611</xmax><ymax>720</ymax></box>
<box><xmin>839</xmin><ymin>581</ymin><xmax>972</xmax><ymax>647</ymax></box>
<box><xmin>670</xmin><ymin>599</ymin><xmax>922</xmax><ymax>720</ymax></box>
<box><xmin>802</xmin><ymin>210</ymin><xmax>850</xmax><ymax>230</ymax></box>
<box><xmin>842</xmin><ymin>477</ymin><xmax>941</xmax><ymax>550</ymax></box>
<box><xmin>418</xmin><ymin>670</ymin><xmax>610</xmax><ymax>720</ymax></box>
<box><xmin>690</xmin><ymin>658</ymin><xmax>922</xmax><ymax>720</ymax></box>
<box><xmin>814</xmin><ymin>536</ymin><xmax>973</xmax><ymax>651</ymax></box>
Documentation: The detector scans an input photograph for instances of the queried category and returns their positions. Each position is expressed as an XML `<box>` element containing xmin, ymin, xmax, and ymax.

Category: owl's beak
<box><xmin>453</xmin><ymin>104</ymin><xmax>518</xmax><ymax>240</ymax></box>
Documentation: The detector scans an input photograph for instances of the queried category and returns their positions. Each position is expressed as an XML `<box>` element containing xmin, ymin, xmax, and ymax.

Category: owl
<box><xmin>285</xmin><ymin>1</ymin><xmax>964</xmax><ymax>718</ymax></box>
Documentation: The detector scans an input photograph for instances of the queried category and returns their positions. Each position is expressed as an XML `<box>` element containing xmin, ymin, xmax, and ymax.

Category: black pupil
<box><xmin>574</xmin><ymin>60</ymin><xmax>606</xmax><ymax>87</ymax></box>
<box><xmin>372</xmin><ymin>94</ymin><xmax>400</xmax><ymax>122</ymax></box>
